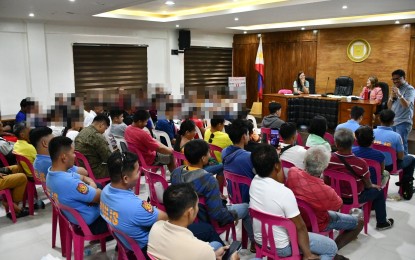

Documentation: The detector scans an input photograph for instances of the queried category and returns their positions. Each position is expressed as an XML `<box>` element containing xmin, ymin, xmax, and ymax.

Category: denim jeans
<box><xmin>358</xmin><ymin>188</ymin><xmax>387</xmax><ymax>224</ymax></box>
<box><xmin>227</xmin><ymin>203</ymin><xmax>254</xmax><ymax>242</ymax></box>
<box><xmin>188</xmin><ymin>222</ymin><xmax>224</xmax><ymax>245</ymax></box>
<box><xmin>209</xmin><ymin>241</ymin><xmax>224</xmax><ymax>251</ymax></box>
<box><xmin>324</xmin><ymin>211</ymin><xmax>358</xmax><ymax>231</ymax></box>
<box><xmin>275</xmin><ymin>232</ymin><xmax>338</xmax><ymax>260</ymax></box>
<box><xmin>398</xmin><ymin>155</ymin><xmax>415</xmax><ymax>182</ymax></box>
<box><xmin>393</xmin><ymin>122</ymin><xmax>412</xmax><ymax>155</ymax></box>
<box><xmin>204</xmin><ymin>164</ymin><xmax>224</xmax><ymax>176</ymax></box>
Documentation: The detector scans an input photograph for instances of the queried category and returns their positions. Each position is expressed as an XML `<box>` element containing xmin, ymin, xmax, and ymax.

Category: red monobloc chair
<box><xmin>143</xmin><ymin>168</ymin><xmax>169</xmax><ymax>212</ymax></box>
<box><xmin>74</xmin><ymin>151</ymin><xmax>110</xmax><ymax>187</ymax></box>
<box><xmin>296</xmin><ymin>199</ymin><xmax>333</xmax><ymax>238</ymax></box>
<box><xmin>362</xmin><ymin>158</ymin><xmax>388</xmax><ymax>198</ymax></box>
<box><xmin>323</xmin><ymin>132</ymin><xmax>335</xmax><ymax>146</ymax></box>
<box><xmin>107</xmin><ymin>224</ymin><xmax>147</xmax><ymax>260</ymax></box>
<box><xmin>172</xmin><ymin>151</ymin><xmax>187</xmax><ymax>166</ymax></box>
<box><xmin>208</xmin><ymin>144</ymin><xmax>223</xmax><ymax>162</ymax></box>
<box><xmin>0</xmin><ymin>153</ymin><xmax>17</xmax><ymax>223</ymax></box>
<box><xmin>249</xmin><ymin>208</ymin><xmax>301</xmax><ymax>260</ymax></box>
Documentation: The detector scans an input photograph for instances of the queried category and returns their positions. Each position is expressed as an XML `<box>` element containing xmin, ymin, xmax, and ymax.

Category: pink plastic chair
<box><xmin>296</xmin><ymin>134</ymin><xmax>303</xmax><ymax>146</ymax></box>
<box><xmin>74</xmin><ymin>151</ymin><xmax>110</xmax><ymax>187</ymax></box>
<box><xmin>57</xmin><ymin>203</ymin><xmax>110</xmax><ymax>260</ymax></box>
<box><xmin>278</xmin><ymin>89</ymin><xmax>293</xmax><ymax>94</ymax></box>
<box><xmin>198</xmin><ymin>196</ymin><xmax>236</xmax><ymax>243</ymax></box>
<box><xmin>223</xmin><ymin>170</ymin><xmax>252</xmax><ymax>248</ymax></box>
<box><xmin>261</xmin><ymin>128</ymin><xmax>271</xmax><ymax>143</ymax></box>
<box><xmin>13</xmin><ymin>152</ymin><xmax>41</xmax><ymax>215</ymax></box>
<box><xmin>362</xmin><ymin>158</ymin><xmax>388</xmax><ymax>198</ymax></box>
<box><xmin>208</xmin><ymin>143</ymin><xmax>223</xmax><ymax>162</ymax></box>
<box><xmin>323</xmin><ymin>132</ymin><xmax>335</xmax><ymax>146</ymax></box>
<box><xmin>281</xmin><ymin>160</ymin><xmax>295</xmax><ymax>181</ymax></box>
<box><xmin>0</xmin><ymin>152</ymin><xmax>9</xmax><ymax>167</ymax></box>
<box><xmin>296</xmin><ymin>199</ymin><xmax>333</xmax><ymax>238</ymax></box>
<box><xmin>106</xmin><ymin>224</ymin><xmax>147</xmax><ymax>260</ymax></box>
<box><xmin>249</xmin><ymin>208</ymin><xmax>301</xmax><ymax>259</ymax></box>
<box><xmin>143</xmin><ymin>168</ymin><xmax>169</xmax><ymax>212</ymax></box>
<box><xmin>0</xmin><ymin>189</ymin><xmax>17</xmax><ymax>223</ymax></box>
<box><xmin>147</xmin><ymin>252</ymin><xmax>157</xmax><ymax>260</ymax></box>
<box><xmin>173</xmin><ymin>151</ymin><xmax>187</xmax><ymax>166</ymax></box>
<box><xmin>323</xmin><ymin>169</ymin><xmax>371</xmax><ymax>234</ymax></box>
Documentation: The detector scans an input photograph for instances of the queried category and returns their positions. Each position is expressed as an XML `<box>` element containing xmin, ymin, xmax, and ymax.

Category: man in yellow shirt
<box><xmin>13</xmin><ymin>123</ymin><xmax>36</xmax><ymax>178</ymax></box>
<box><xmin>204</xmin><ymin>118</ymin><xmax>232</xmax><ymax>163</ymax></box>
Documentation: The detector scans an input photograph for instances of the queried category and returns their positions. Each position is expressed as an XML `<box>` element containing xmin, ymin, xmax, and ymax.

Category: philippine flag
<box><xmin>255</xmin><ymin>37</ymin><xmax>264</xmax><ymax>100</ymax></box>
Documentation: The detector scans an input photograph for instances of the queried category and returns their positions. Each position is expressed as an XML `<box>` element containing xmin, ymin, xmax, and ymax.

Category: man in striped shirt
<box><xmin>327</xmin><ymin>128</ymin><xmax>394</xmax><ymax>231</ymax></box>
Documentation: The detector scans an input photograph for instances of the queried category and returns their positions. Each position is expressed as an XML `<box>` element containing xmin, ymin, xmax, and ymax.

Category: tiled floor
<box><xmin>1</xmin><ymin>175</ymin><xmax>415</xmax><ymax>260</ymax></box>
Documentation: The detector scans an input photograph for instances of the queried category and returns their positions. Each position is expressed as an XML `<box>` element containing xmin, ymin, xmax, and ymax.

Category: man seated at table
<box><xmin>124</xmin><ymin>110</ymin><xmax>175</xmax><ymax>172</ymax></box>
<box><xmin>261</xmin><ymin>102</ymin><xmax>285</xmax><ymax>129</ymax></box>
<box><xmin>279</xmin><ymin>122</ymin><xmax>307</xmax><ymax>170</ymax></box>
<box><xmin>327</xmin><ymin>128</ymin><xmax>394</xmax><ymax>230</ymax></box>
<box><xmin>285</xmin><ymin>146</ymin><xmax>363</xmax><ymax>250</ymax></box>
<box><xmin>335</xmin><ymin>106</ymin><xmax>365</xmax><ymax>132</ymax></box>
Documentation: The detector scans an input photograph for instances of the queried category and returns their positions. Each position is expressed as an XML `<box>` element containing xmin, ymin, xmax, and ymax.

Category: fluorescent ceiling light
<box><xmin>29</xmin><ymin>13</ymin><xmax>34</xmax><ymax>17</ymax></box>
<box><xmin>176</xmin><ymin>24</ymin><xmax>180</xmax><ymax>27</ymax></box>
<box><xmin>342</xmin><ymin>5</ymin><xmax>348</xmax><ymax>9</ymax></box>
<box><xmin>165</xmin><ymin>1</ymin><xmax>175</xmax><ymax>6</ymax></box>
<box><xmin>301</xmin><ymin>27</ymin><xmax>305</xmax><ymax>30</ymax></box>
<box><xmin>395</xmin><ymin>20</ymin><xmax>400</xmax><ymax>24</ymax></box>
<box><xmin>234</xmin><ymin>17</ymin><xmax>239</xmax><ymax>21</ymax></box>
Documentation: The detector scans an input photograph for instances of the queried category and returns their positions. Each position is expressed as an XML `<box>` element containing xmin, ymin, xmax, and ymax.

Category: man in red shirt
<box><xmin>286</xmin><ymin>146</ymin><xmax>363</xmax><ymax>250</ymax></box>
<box><xmin>327</xmin><ymin>128</ymin><xmax>394</xmax><ymax>231</ymax></box>
<box><xmin>125</xmin><ymin>110</ymin><xmax>175</xmax><ymax>171</ymax></box>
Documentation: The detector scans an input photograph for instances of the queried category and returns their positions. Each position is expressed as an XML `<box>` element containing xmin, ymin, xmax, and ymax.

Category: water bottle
<box><xmin>84</xmin><ymin>245</ymin><xmax>100</xmax><ymax>256</ymax></box>
<box><xmin>349</xmin><ymin>208</ymin><xmax>363</xmax><ymax>220</ymax></box>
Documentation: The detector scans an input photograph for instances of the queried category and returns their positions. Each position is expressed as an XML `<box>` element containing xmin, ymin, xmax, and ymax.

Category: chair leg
<box><xmin>4</xmin><ymin>191</ymin><xmax>17</xmax><ymax>223</ymax></box>
<box><xmin>66</xmin><ymin>230</ymin><xmax>73</xmax><ymax>260</ymax></box>
<box><xmin>398</xmin><ymin>172</ymin><xmax>404</xmax><ymax>197</ymax></box>
<box><xmin>27</xmin><ymin>183</ymin><xmax>35</xmax><ymax>215</ymax></box>
<box><xmin>363</xmin><ymin>203</ymin><xmax>371</xmax><ymax>235</ymax></box>
<box><xmin>241</xmin><ymin>226</ymin><xmax>248</xmax><ymax>249</ymax></box>
<box><xmin>100</xmin><ymin>238</ymin><xmax>107</xmax><ymax>252</ymax></box>
<box><xmin>52</xmin><ymin>208</ymin><xmax>58</xmax><ymax>248</ymax></box>
<box><xmin>73</xmin><ymin>235</ymin><xmax>84</xmax><ymax>260</ymax></box>
<box><xmin>59</xmin><ymin>215</ymin><xmax>67</xmax><ymax>257</ymax></box>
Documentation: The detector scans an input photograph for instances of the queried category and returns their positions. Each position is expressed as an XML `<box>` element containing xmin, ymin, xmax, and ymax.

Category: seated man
<box><xmin>328</xmin><ymin>128</ymin><xmax>394</xmax><ymax>230</ymax></box>
<box><xmin>171</xmin><ymin>139</ymin><xmax>255</xmax><ymax>252</ymax></box>
<box><xmin>0</xmin><ymin>172</ymin><xmax>29</xmax><ymax>219</ymax></box>
<box><xmin>353</xmin><ymin>126</ymin><xmax>389</xmax><ymax>186</ymax></box>
<box><xmin>335</xmin><ymin>106</ymin><xmax>365</xmax><ymax>132</ymax></box>
<box><xmin>47</xmin><ymin>136</ymin><xmax>108</xmax><ymax>235</ymax></box>
<box><xmin>244</xmin><ymin>120</ymin><xmax>260</xmax><ymax>153</ymax></box>
<box><xmin>109</xmin><ymin>109</ymin><xmax>127</xmax><ymax>137</ymax></box>
<box><xmin>261</xmin><ymin>102</ymin><xmax>285</xmax><ymax>129</ymax></box>
<box><xmin>0</xmin><ymin>122</ymin><xmax>16</xmax><ymax>166</ymax></box>
<box><xmin>279</xmin><ymin>122</ymin><xmax>307</xmax><ymax>170</ymax></box>
<box><xmin>204</xmin><ymin>117</ymin><xmax>233</xmax><ymax>163</ymax></box>
<box><xmin>13</xmin><ymin>123</ymin><xmax>36</xmax><ymax>178</ymax></box>
<box><xmin>148</xmin><ymin>183</ymin><xmax>234</xmax><ymax>260</ymax></box>
<box><xmin>250</xmin><ymin>144</ymin><xmax>339</xmax><ymax>260</ymax></box>
<box><xmin>155</xmin><ymin>104</ymin><xmax>177</xmax><ymax>146</ymax></box>
<box><xmin>124</xmin><ymin>110</ymin><xmax>175</xmax><ymax>172</ymax></box>
<box><xmin>83</xmin><ymin>102</ymin><xmax>104</xmax><ymax>127</ymax></box>
<box><xmin>222</xmin><ymin>119</ymin><xmax>255</xmax><ymax>203</ymax></box>
<box><xmin>75</xmin><ymin>115</ymin><xmax>112</xmax><ymax>178</ymax></box>
<box><xmin>31</xmin><ymin>127</ymin><xmax>90</xmax><ymax>183</ymax></box>
<box><xmin>15</xmin><ymin>98</ymin><xmax>29</xmax><ymax>123</ymax></box>
<box><xmin>374</xmin><ymin>109</ymin><xmax>415</xmax><ymax>200</ymax></box>
<box><xmin>286</xmin><ymin>146</ymin><xmax>364</xmax><ymax>250</ymax></box>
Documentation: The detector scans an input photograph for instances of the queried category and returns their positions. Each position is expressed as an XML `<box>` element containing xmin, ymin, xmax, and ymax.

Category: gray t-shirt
<box><xmin>391</xmin><ymin>82</ymin><xmax>415</xmax><ymax>126</ymax></box>
<box><xmin>110</xmin><ymin>123</ymin><xmax>127</xmax><ymax>137</ymax></box>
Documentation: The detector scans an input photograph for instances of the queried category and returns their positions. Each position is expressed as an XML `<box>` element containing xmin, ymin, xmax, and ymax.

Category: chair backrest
<box><xmin>261</xmin><ymin>127</ymin><xmax>271</xmax><ymax>143</ymax></box>
<box><xmin>223</xmin><ymin>170</ymin><xmax>252</xmax><ymax>204</ymax></box>
<box><xmin>296</xmin><ymin>134</ymin><xmax>303</xmax><ymax>146</ymax></box>
<box><xmin>107</xmin><ymin>223</ymin><xmax>146</xmax><ymax>260</ymax></box>
<box><xmin>120</xmin><ymin>141</ymin><xmax>129</xmax><ymax>153</ymax></box>
<box><xmin>126</xmin><ymin>142</ymin><xmax>151</xmax><ymax>168</ymax></box>
<box><xmin>296</xmin><ymin>199</ymin><xmax>320</xmax><ymax>233</ymax></box>
<box><xmin>208</xmin><ymin>144</ymin><xmax>223</xmax><ymax>162</ymax></box>
<box><xmin>323</xmin><ymin>169</ymin><xmax>359</xmax><ymax>206</ymax></box>
<box><xmin>305</xmin><ymin>76</ymin><xmax>315</xmax><ymax>94</ymax></box>
<box><xmin>73</xmin><ymin>151</ymin><xmax>103</xmax><ymax>183</ymax></box>
<box><xmin>334</xmin><ymin>76</ymin><xmax>354</xmax><ymax>96</ymax></box>
<box><xmin>0</xmin><ymin>152</ymin><xmax>9</xmax><ymax>167</ymax></box>
<box><xmin>173</xmin><ymin>151</ymin><xmax>187</xmax><ymax>166</ymax></box>
<box><xmin>143</xmin><ymin>168</ymin><xmax>168</xmax><ymax>211</ymax></box>
<box><xmin>13</xmin><ymin>152</ymin><xmax>42</xmax><ymax>184</ymax></box>
<box><xmin>194</xmin><ymin>126</ymin><xmax>203</xmax><ymax>139</ymax></box>
<box><xmin>377</xmin><ymin>82</ymin><xmax>389</xmax><ymax>109</ymax></box>
<box><xmin>323</xmin><ymin>132</ymin><xmax>335</xmax><ymax>145</ymax></box>
<box><xmin>362</xmin><ymin>158</ymin><xmax>381</xmax><ymax>186</ymax></box>
<box><xmin>281</xmin><ymin>160</ymin><xmax>295</xmax><ymax>180</ymax></box>
<box><xmin>249</xmin><ymin>208</ymin><xmax>300</xmax><ymax>259</ymax></box>
<box><xmin>372</xmin><ymin>143</ymin><xmax>399</xmax><ymax>174</ymax></box>
<box><xmin>57</xmin><ymin>202</ymin><xmax>95</xmax><ymax>237</ymax></box>
<box><xmin>246</xmin><ymin>115</ymin><xmax>258</xmax><ymax>129</ymax></box>
<box><xmin>278</xmin><ymin>89</ymin><xmax>293</xmax><ymax>94</ymax></box>
<box><xmin>153</xmin><ymin>130</ymin><xmax>172</xmax><ymax>148</ymax></box>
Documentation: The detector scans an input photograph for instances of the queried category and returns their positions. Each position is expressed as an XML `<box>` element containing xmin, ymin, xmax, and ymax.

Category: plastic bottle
<box><xmin>349</xmin><ymin>208</ymin><xmax>363</xmax><ymax>219</ymax></box>
<box><xmin>363</xmin><ymin>87</ymin><xmax>369</xmax><ymax>100</ymax></box>
<box><xmin>84</xmin><ymin>245</ymin><xmax>100</xmax><ymax>256</ymax></box>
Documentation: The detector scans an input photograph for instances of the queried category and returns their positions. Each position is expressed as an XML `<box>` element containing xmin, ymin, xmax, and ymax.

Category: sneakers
<box><xmin>6</xmin><ymin>207</ymin><xmax>30</xmax><ymax>220</ymax></box>
<box><xmin>376</xmin><ymin>218</ymin><xmax>394</xmax><ymax>231</ymax></box>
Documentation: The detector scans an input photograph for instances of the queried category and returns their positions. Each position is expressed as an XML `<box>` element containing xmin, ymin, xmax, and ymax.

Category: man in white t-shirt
<box><xmin>250</xmin><ymin>144</ymin><xmax>340</xmax><ymax>260</ymax></box>
<box><xmin>279</xmin><ymin>122</ymin><xmax>307</xmax><ymax>170</ymax></box>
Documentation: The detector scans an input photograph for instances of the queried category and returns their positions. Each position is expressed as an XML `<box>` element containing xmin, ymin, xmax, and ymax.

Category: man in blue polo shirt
<box><xmin>374</xmin><ymin>110</ymin><xmax>415</xmax><ymax>200</ymax></box>
<box><xmin>222</xmin><ymin>119</ymin><xmax>254</xmax><ymax>203</ymax></box>
<box><xmin>336</xmin><ymin>106</ymin><xmax>364</xmax><ymax>132</ymax></box>
<box><xmin>47</xmin><ymin>136</ymin><xmax>107</xmax><ymax>234</ymax></box>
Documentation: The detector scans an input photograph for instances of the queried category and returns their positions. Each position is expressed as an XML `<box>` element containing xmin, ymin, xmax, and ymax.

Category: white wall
<box><xmin>0</xmin><ymin>20</ymin><xmax>233</xmax><ymax>117</ymax></box>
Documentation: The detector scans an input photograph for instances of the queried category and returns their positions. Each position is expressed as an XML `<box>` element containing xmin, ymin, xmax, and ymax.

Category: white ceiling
<box><xmin>0</xmin><ymin>0</ymin><xmax>414</xmax><ymax>33</ymax></box>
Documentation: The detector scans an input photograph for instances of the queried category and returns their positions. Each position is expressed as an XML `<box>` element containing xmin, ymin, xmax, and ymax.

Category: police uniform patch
<box><xmin>76</xmin><ymin>183</ymin><xmax>89</xmax><ymax>194</ymax></box>
<box><xmin>142</xmin><ymin>201</ymin><xmax>154</xmax><ymax>213</ymax></box>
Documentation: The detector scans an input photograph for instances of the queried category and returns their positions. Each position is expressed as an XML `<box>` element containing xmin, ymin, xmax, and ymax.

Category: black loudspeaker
<box><xmin>178</xmin><ymin>30</ymin><xmax>191</xmax><ymax>50</ymax></box>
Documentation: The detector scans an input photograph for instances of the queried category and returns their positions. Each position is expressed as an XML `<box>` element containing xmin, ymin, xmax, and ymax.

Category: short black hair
<box><xmin>210</xmin><ymin>118</ymin><xmax>225</xmax><ymax>127</ymax></box>
<box><xmin>355</xmin><ymin>126</ymin><xmax>374</xmax><ymax>147</ymax></box>
<box><xmin>309</xmin><ymin>115</ymin><xmax>327</xmax><ymax>138</ymax></box>
<box><xmin>109</xmin><ymin>109</ymin><xmax>124</xmax><ymax>120</ymax></box>
<box><xmin>133</xmin><ymin>110</ymin><xmax>150</xmax><ymax>123</ymax></box>
<box><xmin>251</xmin><ymin>144</ymin><xmax>280</xmax><ymax>178</ymax></box>
<box><xmin>392</xmin><ymin>69</ymin><xmax>406</xmax><ymax>79</ymax></box>
<box><xmin>268</xmin><ymin>102</ymin><xmax>282</xmax><ymax>114</ymax></box>
<box><xmin>13</xmin><ymin>123</ymin><xmax>28</xmax><ymax>138</ymax></box>
<box><xmin>92</xmin><ymin>114</ymin><xmax>110</xmax><ymax>126</ymax></box>
<box><xmin>20</xmin><ymin>98</ymin><xmax>27</xmax><ymax>108</ymax></box>
<box><xmin>29</xmin><ymin>127</ymin><xmax>52</xmax><ymax>148</ymax></box>
<box><xmin>163</xmin><ymin>183</ymin><xmax>198</xmax><ymax>221</ymax></box>
<box><xmin>379</xmin><ymin>109</ymin><xmax>395</xmax><ymax>125</ymax></box>
<box><xmin>48</xmin><ymin>136</ymin><xmax>73</xmax><ymax>162</ymax></box>
<box><xmin>184</xmin><ymin>139</ymin><xmax>209</xmax><ymax>165</ymax></box>
<box><xmin>178</xmin><ymin>119</ymin><xmax>196</xmax><ymax>136</ymax></box>
<box><xmin>350</xmin><ymin>106</ymin><xmax>365</xmax><ymax>120</ymax></box>
<box><xmin>279</xmin><ymin>122</ymin><xmax>297</xmax><ymax>140</ymax></box>
<box><xmin>227</xmin><ymin>119</ymin><xmax>249</xmax><ymax>144</ymax></box>
<box><xmin>107</xmin><ymin>151</ymin><xmax>138</xmax><ymax>183</ymax></box>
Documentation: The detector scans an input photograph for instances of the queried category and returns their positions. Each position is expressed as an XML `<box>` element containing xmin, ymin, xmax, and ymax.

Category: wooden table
<box><xmin>262</xmin><ymin>94</ymin><xmax>378</xmax><ymax>128</ymax></box>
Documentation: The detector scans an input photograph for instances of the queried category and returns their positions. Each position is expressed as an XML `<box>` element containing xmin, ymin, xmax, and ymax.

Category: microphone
<box><xmin>321</xmin><ymin>77</ymin><xmax>330</xmax><ymax>97</ymax></box>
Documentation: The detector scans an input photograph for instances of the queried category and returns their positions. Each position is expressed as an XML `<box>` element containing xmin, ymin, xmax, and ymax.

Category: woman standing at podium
<box><xmin>293</xmin><ymin>71</ymin><xmax>309</xmax><ymax>94</ymax></box>
<box><xmin>359</xmin><ymin>76</ymin><xmax>383</xmax><ymax>103</ymax></box>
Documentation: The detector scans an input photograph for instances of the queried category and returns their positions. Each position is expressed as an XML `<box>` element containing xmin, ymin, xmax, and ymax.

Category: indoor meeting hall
<box><xmin>1</xmin><ymin>0</ymin><xmax>415</xmax><ymax>259</ymax></box>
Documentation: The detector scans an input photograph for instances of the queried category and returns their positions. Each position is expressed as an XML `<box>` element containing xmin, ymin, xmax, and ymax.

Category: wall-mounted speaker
<box><xmin>178</xmin><ymin>30</ymin><xmax>191</xmax><ymax>50</ymax></box>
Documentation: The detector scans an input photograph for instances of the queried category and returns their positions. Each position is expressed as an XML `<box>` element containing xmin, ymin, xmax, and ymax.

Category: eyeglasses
<box><xmin>208</xmin><ymin>133</ymin><xmax>214</xmax><ymax>143</ymax></box>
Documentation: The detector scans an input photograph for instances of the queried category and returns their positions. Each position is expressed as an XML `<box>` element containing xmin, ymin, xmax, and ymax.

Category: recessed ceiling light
<box><xmin>176</xmin><ymin>24</ymin><xmax>180</xmax><ymax>28</ymax></box>
<box><xmin>243</xmin><ymin>31</ymin><xmax>247</xmax><ymax>34</ymax></box>
<box><xmin>301</xmin><ymin>27</ymin><xmax>305</xmax><ymax>30</ymax></box>
<box><xmin>234</xmin><ymin>17</ymin><xmax>239</xmax><ymax>21</ymax></box>
<box><xmin>29</xmin><ymin>13</ymin><xmax>35</xmax><ymax>17</ymax></box>
<box><xmin>313</xmin><ymin>29</ymin><xmax>318</xmax><ymax>34</ymax></box>
<box><xmin>395</xmin><ymin>20</ymin><xmax>400</xmax><ymax>24</ymax></box>
<box><xmin>342</xmin><ymin>5</ymin><xmax>348</xmax><ymax>9</ymax></box>
<box><xmin>165</xmin><ymin>1</ymin><xmax>175</xmax><ymax>6</ymax></box>
<box><xmin>69</xmin><ymin>0</ymin><xmax>75</xmax><ymax>2</ymax></box>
